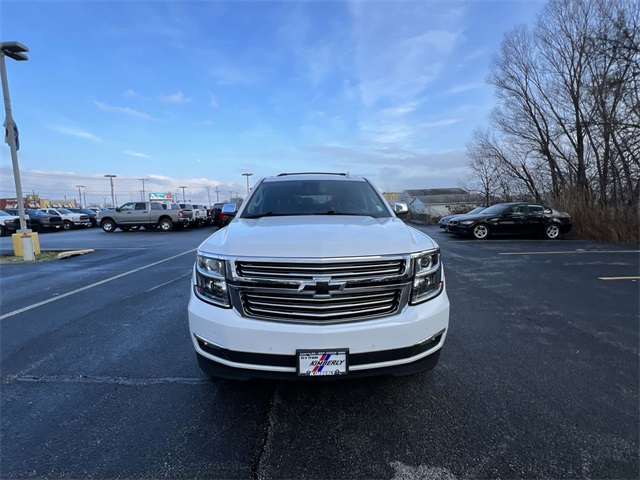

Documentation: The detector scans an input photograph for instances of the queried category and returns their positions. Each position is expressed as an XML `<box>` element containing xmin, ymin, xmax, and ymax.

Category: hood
<box><xmin>198</xmin><ymin>216</ymin><xmax>438</xmax><ymax>258</ymax></box>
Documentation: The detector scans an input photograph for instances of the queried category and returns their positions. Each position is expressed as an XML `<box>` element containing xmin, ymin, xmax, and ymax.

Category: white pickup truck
<box><xmin>188</xmin><ymin>172</ymin><xmax>450</xmax><ymax>380</ymax></box>
<box><xmin>39</xmin><ymin>208</ymin><xmax>91</xmax><ymax>230</ymax></box>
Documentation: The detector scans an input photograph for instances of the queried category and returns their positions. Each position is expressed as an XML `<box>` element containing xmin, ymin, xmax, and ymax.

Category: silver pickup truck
<box><xmin>97</xmin><ymin>202</ymin><xmax>191</xmax><ymax>232</ymax></box>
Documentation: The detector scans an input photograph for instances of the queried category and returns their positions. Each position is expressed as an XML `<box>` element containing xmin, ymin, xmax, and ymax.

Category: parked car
<box><xmin>191</xmin><ymin>204</ymin><xmax>211</xmax><ymax>226</ymax></box>
<box><xmin>446</xmin><ymin>202</ymin><xmax>572</xmax><ymax>239</ymax></box>
<box><xmin>97</xmin><ymin>201</ymin><xmax>190</xmax><ymax>232</ymax></box>
<box><xmin>69</xmin><ymin>208</ymin><xmax>99</xmax><ymax>227</ymax></box>
<box><xmin>178</xmin><ymin>203</ymin><xmax>199</xmax><ymax>227</ymax></box>
<box><xmin>211</xmin><ymin>202</ymin><xmax>232</xmax><ymax>228</ymax></box>
<box><xmin>0</xmin><ymin>210</ymin><xmax>31</xmax><ymax>236</ymax></box>
<box><xmin>5</xmin><ymin>208</ymin><xmax>63</xmax><ymax>233</ymax></box>
<box><xmin>39</xmin><ymin>208</ymin><xmax>91</xmax><ymax>230</ymax></box>
<box><xmin>438</xmin><ymin>206</ymin><xmax>487</xmax><ymax>229</ymax></box>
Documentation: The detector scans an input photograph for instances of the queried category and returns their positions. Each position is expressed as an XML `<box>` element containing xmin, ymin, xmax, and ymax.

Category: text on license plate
<box><xmin>297</xmin><ymin>350</ymin><xmax>349</xmax><ymax>376</ymax></box>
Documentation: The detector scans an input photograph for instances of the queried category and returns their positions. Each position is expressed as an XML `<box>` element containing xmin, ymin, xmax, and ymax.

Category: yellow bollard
<box><xmin>12</xmin><ymin>232</ymin><xmax>40</xmax><ymax>257</ymax></box>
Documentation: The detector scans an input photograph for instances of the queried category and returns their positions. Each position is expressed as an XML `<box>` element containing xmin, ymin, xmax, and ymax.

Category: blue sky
<box><xmin>1</xmin><ymin>0</ymin><xmax>543</xmax><ymax>206</ymax></box>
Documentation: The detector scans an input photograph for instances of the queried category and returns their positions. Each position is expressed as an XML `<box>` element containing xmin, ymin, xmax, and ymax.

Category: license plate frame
<box><xmin>296</xmin><ymin>349</ymin><xmax>349</xmax><ymax>377</ymax></box>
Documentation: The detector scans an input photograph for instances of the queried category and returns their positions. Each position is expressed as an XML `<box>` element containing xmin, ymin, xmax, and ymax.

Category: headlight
<box><xmin>459</xmin><ymin>220</ymin><xmax>474</xmax><ymax>225</ymax></box>
<box><xmin>194</xmin><ymin>254</ymin><xmax>230</xmax><ymax>307</ymax></box>
<box><xmin>410</xmin><ymin>249</ymin><xmax>443</xmax><ymax>305</ymax></box>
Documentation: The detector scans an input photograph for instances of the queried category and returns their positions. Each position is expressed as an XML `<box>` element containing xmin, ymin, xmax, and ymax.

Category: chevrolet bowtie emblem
<box><xmin>298</xmin><ymin>276</ymin><xmax>346</xmax><ymax>297</ymax></box>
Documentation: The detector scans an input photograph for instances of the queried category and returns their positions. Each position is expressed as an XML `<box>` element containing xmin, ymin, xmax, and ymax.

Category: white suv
<box><xmin>188</xmin><ymin>173</ymin><xmax>450</xmax><ymax>380</ymax></box>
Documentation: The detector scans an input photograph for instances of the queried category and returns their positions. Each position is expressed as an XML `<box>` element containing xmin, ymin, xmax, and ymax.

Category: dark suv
<box><xmin>211</xmin><ymin>203</ymin><xmax>232</xmax><ymax>228</ymax></box>
<box><xmin>5</xmin><ymin>208</ymin><xmax>63</xmax><ymax>233</ymax></box>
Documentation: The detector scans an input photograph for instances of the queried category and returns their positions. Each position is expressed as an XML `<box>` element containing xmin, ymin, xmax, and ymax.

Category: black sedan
<box><xmin>446</xmin><ymin>202</ymin><xmax>572</xmax><ymax>240</ymax></box>
<box><xmin>438</xmin><ymin>206</ymin><xmax>487</xmax><ymax>229</ymax></box>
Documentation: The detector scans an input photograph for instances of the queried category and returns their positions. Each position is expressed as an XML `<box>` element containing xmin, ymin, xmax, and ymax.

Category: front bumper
<box><xmin>188</xmin><ymin>283</ymin><xmax>449</xmax><ymax>379</ymax></box>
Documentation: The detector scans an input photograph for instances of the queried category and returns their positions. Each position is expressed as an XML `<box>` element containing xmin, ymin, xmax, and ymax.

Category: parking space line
<box><xmin>0</xmin><ymin>249</ymin><xmax>196</xmax><ymax>321</ymax></box>
<box><xmin>599</xmin><ymin>276</ymin><xmax>640</xmax><ymax>281</ymax></box>
<box><xmin>145</xmin><ymin>271</ymin><xmax>192</xmax><ymax>292</ymax></box>
<box><xmin>499</xmin><ymin>250</ymin><xmax>640</xmax><ymax>255</ymax></box>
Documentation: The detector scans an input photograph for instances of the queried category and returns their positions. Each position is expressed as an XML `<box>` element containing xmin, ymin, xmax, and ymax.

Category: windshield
<box><xmin>468</xmin><ymin>207</ymin><xmax>487</xmax><ymax>214</ymax></box>
<box><xmin>478</xmin><ymin>204</ymin><xmax>511</xmax><ymax>215</ymax></box>
<box><xmin>25</xmin><ymin>209</ymin><xmax>46</xmax><ymax>216</ymax></box>
<box><xmin>58</xmin><ymin>209</ymin><xmax>73</xmax><ymax>214</ymax></box>
<box><xmin>241</xmin><ymin>179</ymin><xmax>390</xmax><ymax>218</ymax></box>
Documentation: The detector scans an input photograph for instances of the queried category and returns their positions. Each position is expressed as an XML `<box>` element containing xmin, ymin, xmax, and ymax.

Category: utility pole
<box><xmin>214</xmin><ymin>186</ymin><xmax>219</xmax><ymax>202</ymax></box>
<box><xmin>105</xmin><ymin>174</ymin><xmax>117</xmax><ymax>207</ymax></box>
<box><xmin>179</xmin><ymin>186</ymin><xmax>187</xmax><ymax>202</ymax></box>
<box><xmin>139</xmin><ymin>178</ymin><xmax>149</xmax><ymax>201</ymax></box>
<box><xmin>76</xmin><ymin>185</ymin><xmax>85</xmax><ymax>208</ymax></box>
<box><xmin>242</xmin><ymin>172</ymin><xmax>253</xmax><ymax>195</ymax></box>
<box><xmin>228</xmin><ymin>191</ymin><xmax>234</xmax><ymax>202</ymax></box>
<box><xmin>205</xmin><ymin>186</ymin><xmax>212</xmax><ymax>207</ymax></box>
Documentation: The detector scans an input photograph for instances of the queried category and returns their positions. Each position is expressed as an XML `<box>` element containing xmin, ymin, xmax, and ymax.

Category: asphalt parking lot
<box><xmin>1</xmin><ymin>225</ymin><xmax>638</xmax><ymax>479</ymax></box>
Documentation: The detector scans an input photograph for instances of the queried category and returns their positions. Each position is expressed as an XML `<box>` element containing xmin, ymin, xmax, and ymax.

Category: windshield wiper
<box><xmin>320</xmin><ymin>210</ymin><xmax>376</xmax><ymax>217</ymax></box>
<box><xmin>242</xmin><ymin>211</ymin><xmax>291</xmax><ymax>219</ymax></box>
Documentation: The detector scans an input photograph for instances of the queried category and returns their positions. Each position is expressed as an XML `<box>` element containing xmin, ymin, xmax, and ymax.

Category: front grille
<box><xmin>231</xmin><ymin>256</ymin><xmax>410</xmax><ymax>324</ymax></box>
<box><xmin>236</xmin><ymin>259</ymin><xmax>406</xmax><ymax>280</ymax></box>
<box><xmin>48</xmin><ymin>217</ymin><xmax>63</xmax><ymax>225</ymax></box>
<box><xmin>241</xmin><ymin>289</ymin><xmax>401</xmax><ymax>322</ymax></box>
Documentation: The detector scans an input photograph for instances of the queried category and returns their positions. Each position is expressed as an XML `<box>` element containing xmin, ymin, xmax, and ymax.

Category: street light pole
<box><xmin>242</xmin><ymin>172</ymin><xmax>253</xmax><ymax>196</ymax></box>
<box><xmin>139</xmin><ymin>178</ymin><xmax>148</xmax><ymax>201</ymax></box>
<box><xmin>104</xmin><ymin>174</ymin><xmax>117</xmax><ymax>207</ymax></box>
<box><xmin>179</xmin><ymin>186</ymin><xmax>187</xmax><ymax>203</ymax></box>
<box><xmin>76</xmin><ymin>184</ymin><xmax>85</xmax><ymax>208</ymax></box>
<box><xmin>205</xmin><ymin>186</ymin><xmax>212</xmax><ymax>206</ymax></box>
<box><xmin>0</xmin><ymin>41</ymin><xmax>29</xmax><ymax>235</ymax></box>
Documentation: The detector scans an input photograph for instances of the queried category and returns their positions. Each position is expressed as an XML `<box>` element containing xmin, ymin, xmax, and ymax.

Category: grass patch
<box><xmin>0</xmin><ymin>251</ymin><xmax>64</xmax><ymax>264</ymax></box>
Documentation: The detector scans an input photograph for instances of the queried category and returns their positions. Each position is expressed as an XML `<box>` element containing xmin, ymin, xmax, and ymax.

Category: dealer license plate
<box><xmin>297</xmin><ymin>350</ymin><xmax>349</xmax><ymax>377</ymax></box>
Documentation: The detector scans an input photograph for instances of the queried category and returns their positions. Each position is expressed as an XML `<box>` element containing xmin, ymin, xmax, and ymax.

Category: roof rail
<box><xmin>276</xmin><ymin>172</ymin><xmax>348</xmax><ymax>177</ymax></box>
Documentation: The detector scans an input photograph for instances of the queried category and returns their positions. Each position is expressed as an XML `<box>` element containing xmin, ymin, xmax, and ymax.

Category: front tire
<box><xmin>101</xmin><ymin>219</ymin><xmax>116</xmax><ymax>233</ymax></box>
<box><xmin>31</xmin><ymin>223</ymin><xmax>41</xmax><ymax>233</ymax></box>
<box><xmin>159</xmin><ymin>218</ymin><xmax>173</xmax><ymax>231</ymax></box>
<box><xmin>472</xmin><ymin>224</ymin><xmax>490</xmax><ymax>240</ymax></box>
<box><xmin>544</xmin><ymin>223</ymin><xmax>560</xmax><ymax>239</ymax></box>
<box><xmin>63</xmin><ymin>221</ymin><xmax>73</xmax><ymax>231</ymax></box>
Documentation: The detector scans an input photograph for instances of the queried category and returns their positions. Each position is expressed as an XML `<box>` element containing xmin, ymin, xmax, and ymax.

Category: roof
<box><xmin>264</xmin><ymin>173</ymin><xmax>365</xmax><ymax>182</ymax></box>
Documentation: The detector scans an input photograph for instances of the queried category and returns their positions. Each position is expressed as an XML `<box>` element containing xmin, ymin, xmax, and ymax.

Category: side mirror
<box><xmin>222</xmin><ymin>203</ymin><xmax>238</xmax><ymax>216</ymax></box>
<box><xmin>115</xmin><ymin>207</ymin><xmax>121</xmax><ymax>212</ymax></box>
<box><xmin>393</xmin><ymin>202</ymin><xmax>409</xmax><ymax>216</ymax></box>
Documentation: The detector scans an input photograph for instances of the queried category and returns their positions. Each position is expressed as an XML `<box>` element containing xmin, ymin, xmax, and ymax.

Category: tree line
<box><xmin>466</xmin><ymin>0</ymin><xmax>639</xmax><ymax>241</ymax></box>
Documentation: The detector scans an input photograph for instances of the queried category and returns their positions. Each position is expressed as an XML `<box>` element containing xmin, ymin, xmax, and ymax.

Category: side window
<box><xmin>150</xmin><ymin>203</ymin><xmax>161</xmax><ymax>210</ymax></box>
<box><xmin>528</xmin><ymin>205</ymin><xmax>544</xmax><ymax>215</ymax></box>
<box><xmin>508</xmin><ymin>205</ymin><xmax>525</xmax><ymax>215</ymax></box>
<box><xmin>120</xmin><ymin>203</ymin><xmax>134</xmax><ymax>211</ymax></box>
<box><xmin>135</xmin><ymin>203</ymin><xmax>147</xmax><ymax>210</ymax></box>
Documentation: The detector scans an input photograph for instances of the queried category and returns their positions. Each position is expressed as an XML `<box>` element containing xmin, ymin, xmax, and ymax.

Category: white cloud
<box><xmin>381</xmin><ymin>102</ymin><xmax>419</xmax><ymax>117</ymax></box>
<box><xmin>350</xmin><ymin>2</ymin><xmax>465</xmax><ymax>107</ymax></box>
<box><xmin>210</xmin><ymin>99</ymin><xmax>219</xmax><ymax>108</ymax></box>
<box><xmin>447</xmin><ymin>83</ymin><xmax>483</xmax><ymax>95</ymax></box>
<box><xmin>160</xmin><ymin>91</ymin><xmax>191</xmax><ymax>104</ymax></box>
<box><xmin>49</xmin><ymin>126</ymin><xmax>102</xmax><ymax>143</ymax></box>
<box><xmin>123</xmin><ymin>89</ymin><xmax>137</xmax><ymax>98</ymax></box>
<box><xmin>423</xmin><ymin>118</ymin><xmax>461</xmax><ymax>128</ymax></box>
<box><xmin>123</xmin><ymin>151</ymin><xmax>150</xmax><ymax>159</ymax></box>
<box><xmin>94</xmin><ymin>101</ymin><xmax>158</xmax><ymax>121</ymax></box>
